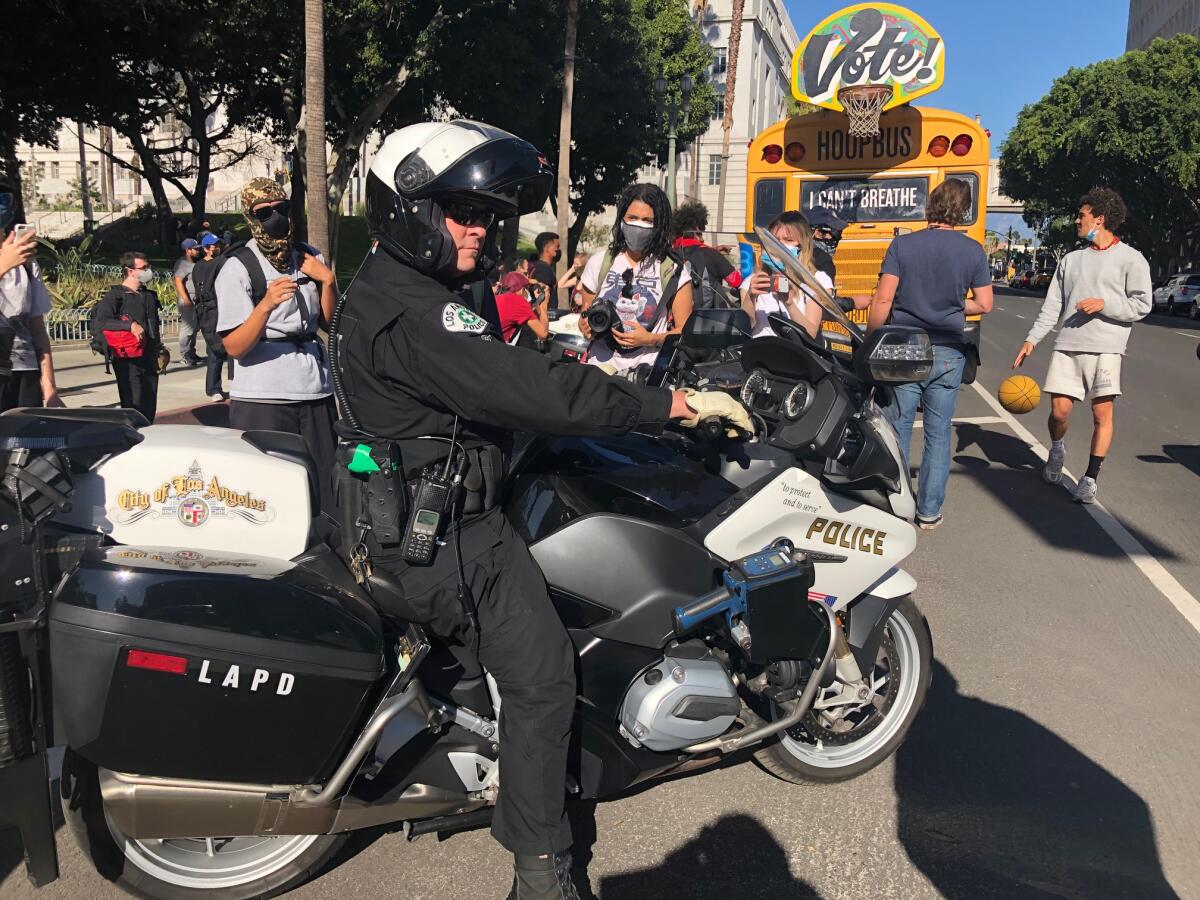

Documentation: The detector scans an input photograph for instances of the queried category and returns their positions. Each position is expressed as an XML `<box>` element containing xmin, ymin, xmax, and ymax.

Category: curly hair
<box><xmin>1080</xmin><ymin>187</ymin><xmax>1126</xmax><ymax>232</ymax></box>
<box><xmin>926</xmin><ymin>179</ymin><xmax>972</xmax><ymax>226</ymax></box>
<box><xmin>673</xmin><ymin>200</ymin><xmax>709</xmax><ymax>238</ymax></box>
<box><xmin>609</xmin><ymin>183</ymin><xmax>674</xmax><ymax>262</ymax></box>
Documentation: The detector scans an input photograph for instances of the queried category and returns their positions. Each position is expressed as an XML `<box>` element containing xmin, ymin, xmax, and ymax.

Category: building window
<box><xmin>89</xmin><ymin>161</ymin><xmax>100</xmax><ymax>183</ymax></box>
<box><xmin>50</xmin><ymin>162</ymin><xmax>59</xmax><ymax>180</ymax></box>
<box><xmin>711</xmin><ymin>47</ymin><xmax>727</xmax><ymax>78</ymax></box>
<box><xmin>35</xmin><ymin>162</ymin><xmax>46</xmax><ymax>179</ymax></box>
<box><xmin>708</xmin><ymin>154</ymin><xmax>723</xmax><ymax>186</ymax></box>
<box><xmin>712</xmin><ymin>95</ymin><xmax>725</xmax><ymax>121</ymax></box>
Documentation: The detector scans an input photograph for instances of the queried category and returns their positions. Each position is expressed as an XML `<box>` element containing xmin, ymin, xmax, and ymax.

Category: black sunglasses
<box><xmin>250</xmin><ymin>199</ymin><xmax>290</xmax><ymax>221</ymax></box>
<box><xmin>621</xmin><ymin>269</ymin><xmax>634</xmax><ymax>299</ymax></box>
<box><xmin>442</xmin><ymin>202</ymin><xmax>496</xmax><ymax>229</ymax></box>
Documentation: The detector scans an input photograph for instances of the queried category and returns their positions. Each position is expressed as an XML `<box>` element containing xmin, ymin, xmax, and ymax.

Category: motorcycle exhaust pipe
<box><xmin>684</xmin><ymin>605</ymin><xmax>838</xmax><ymax>755</ymax></box>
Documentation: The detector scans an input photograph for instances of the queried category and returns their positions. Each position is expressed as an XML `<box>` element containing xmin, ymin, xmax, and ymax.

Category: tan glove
<box><xmin>592</xmin><ymin>362</ymin><xmax>619</xmax><ymax>376</ymax></box>
<box><xmin>680</xmin><ymin>389</ymin><xmax>754</xmax><ymax>437</ymax></box>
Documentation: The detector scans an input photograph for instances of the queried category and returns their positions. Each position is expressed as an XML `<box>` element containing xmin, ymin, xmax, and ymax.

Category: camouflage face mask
<box><xmin>241</xmin><ymin>177</ymin><xmax>292</xmax><ymax>272</ymax></box>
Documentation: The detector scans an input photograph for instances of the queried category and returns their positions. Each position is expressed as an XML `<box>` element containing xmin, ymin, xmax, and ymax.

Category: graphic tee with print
<box><xmin>0</xmin><ymin>261</ymin><xmax>53</xmax><ymax>371</ymax></box>
<box><xmin>580</xmin><ymin>252</ymin><xmax>691</xmax><ymax>371</ymax></box>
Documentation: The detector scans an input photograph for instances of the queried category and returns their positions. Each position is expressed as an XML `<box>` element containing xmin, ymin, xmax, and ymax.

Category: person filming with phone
<box><xmin>0</xmin><ymin>180</ymin><xmax>63</xmax><ymax>411</ymax></box>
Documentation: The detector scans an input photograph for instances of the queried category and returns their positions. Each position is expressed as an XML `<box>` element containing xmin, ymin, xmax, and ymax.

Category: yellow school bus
<box><xmin>742</xmin><ymin>3</ymin><xmax>989</xmax><ymax>353</ymax></box>
<box><xmin>745</xmin><ymin>104</ymin><xmax>989</xmax><ymax>351</ymax></box>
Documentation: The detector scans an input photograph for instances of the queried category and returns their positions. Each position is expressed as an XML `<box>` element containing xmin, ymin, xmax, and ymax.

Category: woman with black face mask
<box><xmin>577</xmin><ymin>183</ymin><xmax>693</xmax><ymax>373</ymax></box>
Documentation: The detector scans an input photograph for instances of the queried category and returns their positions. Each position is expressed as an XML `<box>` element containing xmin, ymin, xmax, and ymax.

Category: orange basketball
<box><xmin>998</xmin><ymin>375</ymin><xmax>1041</xmax><ymax>414</ymax></box>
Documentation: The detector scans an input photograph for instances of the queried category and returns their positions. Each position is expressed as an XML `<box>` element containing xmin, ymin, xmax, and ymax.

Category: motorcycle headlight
<box><xmin>854</xmin><ymin>327</ymin><xmax>933</xmax><ymax>384</ymax></box>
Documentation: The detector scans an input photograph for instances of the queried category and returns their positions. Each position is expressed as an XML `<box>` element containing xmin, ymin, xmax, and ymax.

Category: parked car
<box><xmin>1151</xmin><ymin>273</ymin><xmax>1200</xmax><ymax>316</ymax></box>
<box><xmin>1009</xmin><ymin>269</ymin><xmax>1033</xmax><ymax>289</ymax></box>
<box><xmin>1032</xmin><ymin>270</ymin><xmax>1053</xmax><ymax>291</ymax></box>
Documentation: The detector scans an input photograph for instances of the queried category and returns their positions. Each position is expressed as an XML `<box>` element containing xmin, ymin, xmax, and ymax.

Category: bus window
<box><xmin>754</xmin><ymin>179</ymin><xmax>785</xmax><ymax>229</ymax></box>
<box><xmin>801</xmin><ymin>175</ymin><xmax>928</xmax><ymax>223</ymax></box>
<box><xmin>945</xmin><ymin>172</ymin><xmax>980</xmax><ymax>225</ymax></box>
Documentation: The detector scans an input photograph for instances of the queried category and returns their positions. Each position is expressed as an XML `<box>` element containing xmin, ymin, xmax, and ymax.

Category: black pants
<box><xmin>0</xmin><ymin>370</ymin><xmax>44</xmax><ymax>411</ymax></box>
<box><xmin>371</xmin><ymin>508</ymin><xmax>576</xmax><ymax>856</ymax></box>
<box><xmin>204</xmin><ymin>351</ymin><xmax>227</xmax><ymax>397</ymax></box>
<box><xmin>113</xmin><ymin>357</ymin><xmax>158</xmax><ymax>423</ymax></box>
<box><xmin>229</xmin><ymin>396</ymin><xmax>338</xmax><ymax>516</ymax></box>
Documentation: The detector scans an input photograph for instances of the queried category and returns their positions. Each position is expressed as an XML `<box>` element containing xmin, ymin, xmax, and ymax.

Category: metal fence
<box><xmin>45</xmin><ymin>308</ymin><xmax>181</xmax><ymax>344</ymax></box>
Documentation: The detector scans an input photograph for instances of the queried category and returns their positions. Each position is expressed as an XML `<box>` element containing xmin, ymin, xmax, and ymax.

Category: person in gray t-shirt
<box><xmin>0</xmin><ymin>215</ymin><xmax>63</xmax><ymax>410</ymax></box>
<box><xmin>173</xmin><ymin>238</ymin><xmax>203</xmax><ymax>365</ymax></box>
<box><xmin>216</xmin><ymin>177</ymin><xmax>339</xmax><ymax>513</ymax></box>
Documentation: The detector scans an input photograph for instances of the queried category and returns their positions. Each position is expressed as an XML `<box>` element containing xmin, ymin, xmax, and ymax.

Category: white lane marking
<box><xmin>969</xmin><ymin>381</ymin><xmax>1200</xmax><ymax>635</ymax></box>
<box><xmin>1176</xmin><ymin>331</ymin><xmax>1200</xmax><ymax>339</ymax></box>
<box><xmin>1013</xmin><ymin>314</ymin><xmax>1026</xmax><ymax>319</ymax></box>
<box><xmin>913</xmin><ymin>416</ymin><xmax>1006</xmax><ymax>429</ymax></box>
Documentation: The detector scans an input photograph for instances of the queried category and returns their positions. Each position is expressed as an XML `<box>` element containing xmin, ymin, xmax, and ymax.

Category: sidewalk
<box><xmin>48</xmin><ymin>339</ymin><xmax>230</xmax><ymax>426</ymax></box>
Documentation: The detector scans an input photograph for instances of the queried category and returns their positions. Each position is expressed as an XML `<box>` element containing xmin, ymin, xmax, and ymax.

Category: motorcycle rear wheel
<box><xmin>61</xmin><ymin>750</ymin><xmax>349</xmax><ymax>899</ymax></box>
<box><xmin>754</xmin><ymin>595</ymin><xmax>931</xmax><ymax>784</ymax></box>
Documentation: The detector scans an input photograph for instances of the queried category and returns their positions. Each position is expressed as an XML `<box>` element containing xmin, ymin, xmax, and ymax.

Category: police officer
<box><xmin>332</xmin><ymin>120</ymin><xmax>751</xmax><ymax>899</ymax></box>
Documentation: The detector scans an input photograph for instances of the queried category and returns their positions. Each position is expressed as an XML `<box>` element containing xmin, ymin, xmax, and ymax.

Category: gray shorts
<box><xmin>1044</xmin><ymin>350</ymin><xmax>1122</xmax><ymax>401</ymax></box>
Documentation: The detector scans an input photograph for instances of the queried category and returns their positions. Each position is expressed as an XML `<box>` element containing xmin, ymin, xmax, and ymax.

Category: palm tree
<box><xmin>304</xmin><ymin>0</ymin><xmax>329</xmax><ymax>257</ymax></box>
<box><xmin>555</xmin><ymin>0</ymin><xmax>580</xmax><ymax>296</ymax></box>
<box><xmin>713</xmin><ymin>0</ymin><xmax>744</xmax><ymax>238</ymax></box>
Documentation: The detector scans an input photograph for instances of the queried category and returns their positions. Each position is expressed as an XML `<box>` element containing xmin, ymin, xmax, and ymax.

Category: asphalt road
<box><xmin>3</xmin><ymin>287</ymin><xmax>1199</xmax><ymax>899</ymax></box>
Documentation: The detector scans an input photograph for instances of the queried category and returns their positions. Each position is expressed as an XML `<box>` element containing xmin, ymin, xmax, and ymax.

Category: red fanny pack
<box><xmin>104</xmin><ymin>328</ymin><xmax>144</xmax><ymax>359</ymax></box>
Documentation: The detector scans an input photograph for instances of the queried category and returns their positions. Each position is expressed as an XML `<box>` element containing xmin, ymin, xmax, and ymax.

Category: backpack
<box><xmin>678</xmin><ymin>245</ymin><xmax>728</xmax><ymax>311</ymax></box>
<box><xmin>192</xmin><ymin>240</ymin><xmax>319</xmax><ymax>355</ymax></box>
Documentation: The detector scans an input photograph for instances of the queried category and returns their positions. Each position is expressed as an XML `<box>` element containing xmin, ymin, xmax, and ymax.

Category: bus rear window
<box><xmin>801</xmin><ymin>176</ymin><xmax>928</xmax><ymax>223</ymax></box>
<box><xmin>945</xmin><ymin>172</ymin><xmax>980</xmax><ymax>226</ymax></box>
<box><xmin>754</xmin><ymin>179</ymin><xmax>785</xmax><ymax>229</ymax></box>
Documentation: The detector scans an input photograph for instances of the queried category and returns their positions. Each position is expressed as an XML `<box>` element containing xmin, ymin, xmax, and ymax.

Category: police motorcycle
<box><xmin>0</xmin><ymin>229</ymin><xmax>931</xmax><ymax>900</ymax></box>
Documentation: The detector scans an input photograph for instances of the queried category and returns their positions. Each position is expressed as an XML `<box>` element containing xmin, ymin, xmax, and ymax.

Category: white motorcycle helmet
<box><xmin>366</xmin><ymin>120</ymin><xmax>553</xmax><ymax>279</ymax></box>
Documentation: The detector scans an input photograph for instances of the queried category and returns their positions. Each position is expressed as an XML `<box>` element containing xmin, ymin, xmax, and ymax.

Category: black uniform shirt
<box><xmin>336</xmin><ymin>247</ymin><xmax>674</xmax><ymax>479</ymax></box>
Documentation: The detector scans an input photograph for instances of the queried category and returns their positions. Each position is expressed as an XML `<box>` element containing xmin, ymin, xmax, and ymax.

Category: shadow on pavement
<box><xmin>896</xmin><ymin>660</ymin><xmax>1179</xmax><ymax>899</ymax></box>
<box><xmin>573</xmin><ymin>807</ymin><xmax>818</xmax><ymax>900</ymax></box>
<box><xmin>951</xmin><ymin>423</ymin><xmax>1180</xmax><ymax>562</ymax></box>
<box><xmin>1140</xmin><ymin>312</ymin><xmax>1200</xmax><ymax>333</ymax></box>
<box><xmin>1138</xmin><ymin>445</ymin><xmax>1200</xmax><ymax>479</ymax></box>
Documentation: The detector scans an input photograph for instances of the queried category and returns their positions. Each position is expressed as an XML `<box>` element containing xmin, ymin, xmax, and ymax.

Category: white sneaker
<box><xmin>1073</xmin><ymin>476</ymin><xmax>1098</xmax><ymax>504</ymax></box>
<box><xmin>1043</xmin><ymin>443</ymin><xmax>1066</xmax><ymax>484</ymax></box>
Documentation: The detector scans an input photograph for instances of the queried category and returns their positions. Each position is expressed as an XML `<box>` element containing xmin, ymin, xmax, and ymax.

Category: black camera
<box><xmin>584</xmin><ymin>298</ymin><xmax>622</xmax><ymax>336</ymax></box>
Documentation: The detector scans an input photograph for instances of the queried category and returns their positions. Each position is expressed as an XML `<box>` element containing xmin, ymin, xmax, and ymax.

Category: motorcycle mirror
<box><xmin>754</xmin><ymin>226</ymin><xmax>863</xmax><ymax>347</ymax></box>
<box><xmin>682</xmin><ymin>308</ymin><xmax>753</xmax><ymax>349</ymax></box>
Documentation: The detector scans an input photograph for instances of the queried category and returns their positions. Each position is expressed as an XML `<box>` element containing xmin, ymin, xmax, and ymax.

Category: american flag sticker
<box><xmin>809</xmin><ymin>590</ymin><xmax>837</xmax><ymax>606</ymax></box>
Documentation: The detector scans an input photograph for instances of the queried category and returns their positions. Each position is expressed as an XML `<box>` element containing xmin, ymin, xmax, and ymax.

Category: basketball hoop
<box><xmin>838</xmin><ymin>84</ymin><xmax>894</xmax><ymax>138</ymax></box>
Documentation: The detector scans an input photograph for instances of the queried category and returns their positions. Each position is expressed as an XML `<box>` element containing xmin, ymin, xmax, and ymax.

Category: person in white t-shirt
<box><xmin>741</xmin><ymin>211</ymin><xmax>828</xmax><ymax>340</ymax></box>
<box><xmin>0</xmin><ymin>206</ymin><xmax>62</xmax><ymax>411</ymax></box>
<box><xmin>578</xmin><ymin>183</ymin><xmax>694</xmax><ymax>372</ymax></box>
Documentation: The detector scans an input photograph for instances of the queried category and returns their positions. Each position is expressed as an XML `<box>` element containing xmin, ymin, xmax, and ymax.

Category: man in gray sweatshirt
<box><xmin>1012</xmin><ymin>187</ymin><xmax>1151</xmax><ymax>504</ymax></box>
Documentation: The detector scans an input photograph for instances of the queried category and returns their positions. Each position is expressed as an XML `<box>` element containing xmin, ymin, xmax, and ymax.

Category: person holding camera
<box><xmin>216</xmin><ymin>178</ymin><xmax>338</xmax><ymax>513</ymax></box>
<box><xmin>495</xmin><ymin>271</ymin><xmax>550</xmax><ymax>343</ymax></box>
<box><xmin>741</xmin><ymin>211</ymin><xmax>828</xmax><ymax>340</ymax></box>
<box><xmin>94</xmin><ymin>252</ymin><xmax>162</xmax><ymax>422</ymax></box>
<box><xmin>578</xmin><ymin>183</ymin><xmax>693</xmax><ymax>372</ymax></box>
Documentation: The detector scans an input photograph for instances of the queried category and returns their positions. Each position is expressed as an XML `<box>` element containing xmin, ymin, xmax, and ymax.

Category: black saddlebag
<box><xmin>49</xmin><ymin>546</ymin><xmax>385</xmax><ymax>784</ymax></box>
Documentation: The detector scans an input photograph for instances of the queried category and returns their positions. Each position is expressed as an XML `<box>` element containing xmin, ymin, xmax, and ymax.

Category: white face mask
<box><xmin>136</xmin><ymin>267</ymin><xmax>154</xmax><ymax>285</ymax></box>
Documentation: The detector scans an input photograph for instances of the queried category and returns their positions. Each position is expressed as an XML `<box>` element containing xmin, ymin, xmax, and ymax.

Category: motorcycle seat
<box><xmin>1</xmin><ymin>406</ymin><xmax>150</xmax><ymax>428</ymax></box>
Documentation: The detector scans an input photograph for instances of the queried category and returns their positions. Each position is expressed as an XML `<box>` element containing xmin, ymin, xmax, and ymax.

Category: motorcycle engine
<box><xmin>618</xmin><ymin>641</ymin><xmax>740</xmax><ymax>752</ymax></box>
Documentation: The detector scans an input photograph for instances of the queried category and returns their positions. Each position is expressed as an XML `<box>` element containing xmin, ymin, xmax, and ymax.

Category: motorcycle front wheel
<box><xmin>754</xmin><ymin>594</ymin><xmax>932</xmax><ymax>784</ymax></box>
<box><xmin>60</xmin><ymin>750</ymin><xmax>349</xmax><ymax>899</ymax></box>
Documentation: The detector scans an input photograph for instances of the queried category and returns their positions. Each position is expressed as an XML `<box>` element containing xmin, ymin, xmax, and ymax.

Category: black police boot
<box><xmin>506</xmin><ymin>851</ymin><xmax>580</xmax><ymax>900</ymax></box>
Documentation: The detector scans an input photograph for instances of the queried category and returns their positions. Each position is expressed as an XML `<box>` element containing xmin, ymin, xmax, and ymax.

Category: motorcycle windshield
<box><xmin>754</xmin><ymin>226</ymin><xmax>862</xmax><ymax>346</ymax></box>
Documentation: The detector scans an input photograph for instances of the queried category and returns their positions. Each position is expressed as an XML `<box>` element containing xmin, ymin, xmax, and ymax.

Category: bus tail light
<box><xmin>785</xmin><ymin>142</ymin><xmax>805</xmax><ymax>164</ymax></box>
<box><xmin>951</xmin><ymin>134</ymin><xmax>973</xmax><ymax>156</ymax></box>
<box><xmin>927</xmin><ymin>136</ymin><xmax>950</xmax><ymax>158</ymax></box>
<box><xmin>761</xmin><ymin>144</ymin><xmax>783</xmax><ymax>164</ymax></box>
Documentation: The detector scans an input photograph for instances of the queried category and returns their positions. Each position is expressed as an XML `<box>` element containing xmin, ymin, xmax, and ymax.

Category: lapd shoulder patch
<box><xmin>441</xmin><ymin>303</ymin><xmax>489</xmax><ymax>334</ymax></box>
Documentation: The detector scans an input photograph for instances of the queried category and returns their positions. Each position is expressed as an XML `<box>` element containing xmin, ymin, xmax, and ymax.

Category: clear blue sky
<box><xmin>781</xmin><ymin>1</ymin><xmax>1131</xmax><ymax>233</ymax></box>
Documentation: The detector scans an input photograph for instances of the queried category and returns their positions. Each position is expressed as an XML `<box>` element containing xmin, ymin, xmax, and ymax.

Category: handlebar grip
<box><xmin>673</xmin><ymin>587</ymin><xmax>733</xmax><ymax>635</ymax></box>
<box><xmin>696</xmin><ymin>415</ymin><xmax>726</xmax><ymax>441</ymax></box>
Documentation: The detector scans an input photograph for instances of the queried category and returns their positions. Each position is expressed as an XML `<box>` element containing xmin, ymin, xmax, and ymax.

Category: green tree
<box><xmin>1000</xmin><ymin>34</ymin><xmax>1200</xmax><ymax>275</ymax></box>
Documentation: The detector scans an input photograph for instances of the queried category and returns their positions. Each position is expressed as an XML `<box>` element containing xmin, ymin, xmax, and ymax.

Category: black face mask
<box><xmin>814</xmin><ymin>237</ymin><xmax>839</xmax><ymax>256</ymax></box>
<box><xmin>259</xmin><ymin>210</ymin><xmax>291</xmax><ymax>239</ymax></box>
<box><xmin>552</xmin><ymin>250</ymin><xmax>562</xmax><ymax>264</ymax></box>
